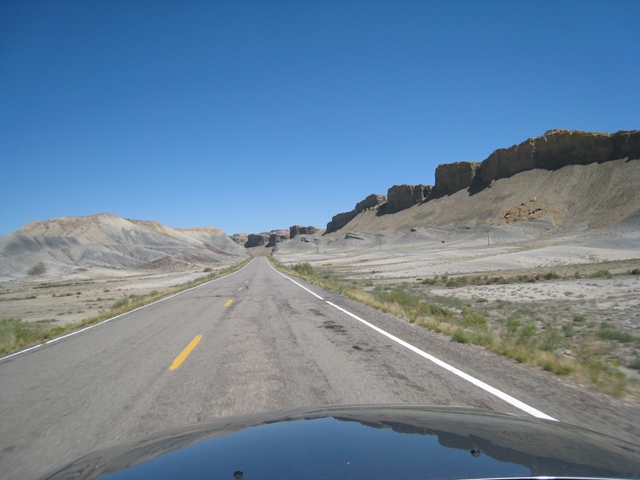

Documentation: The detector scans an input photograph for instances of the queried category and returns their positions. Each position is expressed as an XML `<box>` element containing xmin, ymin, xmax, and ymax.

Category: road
<box><xmin>1</xmin><ymin>257</ymin><xmax>639</xmax><ymax>479</ymax></box>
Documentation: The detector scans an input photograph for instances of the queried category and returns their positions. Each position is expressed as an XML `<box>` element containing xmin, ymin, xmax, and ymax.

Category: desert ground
<box><xmin>0</xmin><ymin>267</ymin><xmax>214</xmax><ymax>328</ymax></box>
<box><xmin>274</xmin><ymin>225</ymin><xmax>640</xmax><ymax>383</ymax></box>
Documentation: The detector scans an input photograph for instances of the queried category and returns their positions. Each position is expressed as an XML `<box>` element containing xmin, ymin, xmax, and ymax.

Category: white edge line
<box><xmin>269</xmin><ymin>263</ymin><xmax>324</xmax><ymax>300</ymax></box>
<box><xmin>1</xmin><ymin>258</ymin><xmax>255</xmax><ymax>361</ymax></box>
<box><xmin>325</xmin><ymin>301</ymin><xmax>557</xmax><ymax>422</ymax></box>
<box><xmin>267</xmin><ymin>261</ymin><xmax>556</xmax><ymax>421</ymax></box>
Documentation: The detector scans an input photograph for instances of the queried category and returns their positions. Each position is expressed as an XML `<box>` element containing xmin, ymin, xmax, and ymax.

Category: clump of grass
<box><xmin>0</xmin><ymin>318</ymin><xmax>49</xmax><ymax>355</ymax></box>
<box><xmin>573</xmin><ymin>315</ymin><xmax>586</xmax><ymax>324</ymax></box>
<box><xmin>597</xmin><ymin>327</ymin><xmax>638</xmax><ymax>344</ymax></box>
<box><xmin>460</xmin><ymin>308</ymin><xmax>488</xmax><ymax>329</ymax></box>
<box><xmin>292</xmin><ymin>263</ymin><xmax>314</xmax><ymax>275</ymax></box>
<box><xmin>589</xmin><ymin>269</ymin><xmax>612</xmax><ymax>279</ymax></box>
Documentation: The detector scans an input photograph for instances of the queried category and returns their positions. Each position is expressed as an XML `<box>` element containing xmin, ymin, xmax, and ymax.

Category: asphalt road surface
<box><xmin>1</xmin><ymin>257</ymin><xmax>639</xmax><ymax>479</ymax></box>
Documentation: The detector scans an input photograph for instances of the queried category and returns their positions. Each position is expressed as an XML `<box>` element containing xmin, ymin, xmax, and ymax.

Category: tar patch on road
<box><xmin>320</xmin><ymin>320</ymin><xmax>347</xmax><ymax>334</ymax></box>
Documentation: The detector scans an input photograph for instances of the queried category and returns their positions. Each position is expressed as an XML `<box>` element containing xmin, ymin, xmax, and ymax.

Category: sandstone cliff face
<box><xmin>245</xmin><ymin>233</ymin><xmax>269</xmax><ymax>248</ymax></box>
<box><xmin>386</xmin><ymin>184</ymin><xmax>432</xmax><ymax>213</ymax></box>
<box><xmin>434</xmin><ymin>161</ymin><xmax>480</xmax><ymax>196</ymax></box>
<box><xmin>290</xmin><ymin>225</ymin><xmax>320</xmax><ymax>238</ymax></box>
<box><xmin>324</xmin><ymin>129</ymin><xmax>639</xmax><ymax>234</ymax></box>
<box><xmin>477</xmin><ymin>130</ymin><xmax>640</xmax><ymax>183</ymax></box>
<box><xmin>326</xmin><ymin>194</ymin><xmax>387</xmax><ymax>233</ymax></box>
<box><xmin>355</xmin><ymin>194</ymin><xmax>387</xmax><ymax>212</ymax></box>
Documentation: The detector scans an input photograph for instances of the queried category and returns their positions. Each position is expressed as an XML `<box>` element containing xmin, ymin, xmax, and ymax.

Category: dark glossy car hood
<box><xmin>42</xmin><ymin>405</ymin><xmax>640</xmax><ymax>479</ymax></box>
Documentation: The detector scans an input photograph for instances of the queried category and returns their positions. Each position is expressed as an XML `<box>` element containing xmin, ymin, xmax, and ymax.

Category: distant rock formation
<box><xmin>289</xmin><ymin>225</ymin><xmax>319</xmax><ymax>238</ymax></box>
<box><xmin>324</xmin><ymin>129</ymin><xmax>640</xmax><ymax>233</ymax></box>
<box><xmin>434</xmin><ymin>161</ymin><xmax>480</xmax><ymax>196</ymax></box>
<box><xmin>476</xmin><ymin>129</ymin><xmax>640</xmax><ymax>184</ymax></box>
<box><xmin>326</xmin><ymin>194</ymin><xmax>387</xmax><ymax>233</ymax></box>
<box><xmin>234</xmin><ymin>230</ymin><xmax>289</xmax><ymax>248</ymax></box>
<box><xmin>386</xmin><ymin>185</ymin><xmax>431</xmax><ymax>214</ymax></box>
<box><xmin>245</xmin><ymin>233</ymin><xmax>269</xmax><ymax>248</ymax></box>
<box><xmin>230</xmin><ymin>233</ymin><xmax>248</xmax><ymax>245</ymax></box>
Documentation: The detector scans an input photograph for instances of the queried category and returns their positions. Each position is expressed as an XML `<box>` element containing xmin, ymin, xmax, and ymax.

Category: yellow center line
<box><xmin>238</xmin><ymin>287</ymin><xmax>243</xmax><ymax>291</ymax></box>
<box><xmin>169</xmin><ymin>335</ymin><xmax>202</xmax><ymax>371</ymax></box>
<box><xmin>224</xmin><ymin>299</ymin><xmax>233</xmax><ymax>307</ymax></box>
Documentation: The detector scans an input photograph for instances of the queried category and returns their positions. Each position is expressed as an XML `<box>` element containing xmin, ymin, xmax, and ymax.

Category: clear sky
<box><xmin>1</xmin><ymin>1</ymin><xmax>638</xmax><ymax>236</ymax></box>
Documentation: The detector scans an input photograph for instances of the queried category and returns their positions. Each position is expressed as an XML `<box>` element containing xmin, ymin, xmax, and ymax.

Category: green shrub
<box><xmin>542</xmin><ymin>272</ymin><xmax>561</xmax><ymax>280</ymax></box>
<box><xmin>517</xmin><ymin>322</ymin><xmax>537</xmax><ymax>346</ymax></box>
<box><xmin>506</xmin><ymin>317</ymin><xmax>520</xmax><ymax>335</ymax></box>
<box><xmin>452</xmin><ymin>329</ymin><xmax>470</xmax><ymax>343</ymax></box>
<box><xmin>539</xmin><ymin>329</ymin><xmax>565</xmax><ymax>352</ymax></box>
<box><xmin>292</xmin><ymin>263</ymin><xmax>314</xmax><ymax>275</ymax></box>
<box><xmin>573</xmin><ymin>315</ymin><xmax>586</xmax><ymax>324</ymax></box>
<box><xmin>597</xmin><ymin>328</ymin><xmax>636</xmax><ymax>344</ymax></box>
<box><xmin>461</xmin><ymin>308</ymin><xmax>488</xmax><ymax>329</ymax></box>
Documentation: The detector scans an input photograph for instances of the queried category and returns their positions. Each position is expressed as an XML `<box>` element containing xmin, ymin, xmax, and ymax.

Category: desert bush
<box><xmin>452</xmin><ymin>329</ymin><xmax>470</xmax><ymax>343</ymax></box>
<box><xmin>292</xmin><ymin>263</ymin><xmax>314</xmax><ymax>275</ymax></box>
<box><xmin>542</xmin><ymin>272</ymin><xmax>561</xmax><ymax>280</ymax></box>
<box><xmin>27</xmin><ymin>262</ymin><xmax>46</xmax><ymax>276</ymax></box>
<box><xmin>460</xmin><ymin>308</ymin><xmax>488</xmax><ymax>329</ymax></box>
<box><xmin>590</xmin><ymin>269</ymin><xmax>612</xmax><ymax>278</ymax></box>
<box><xmin>573</xmin><ymin>315</ymin><xmax>586</xmax><ymax>324</ymax></box>
<box><xmin>597</xmin><ymin>327</ymin><xmax>637</xmax><ymax>344</ymax></box>
<box><xmin>539</xmin><ymin>329</ymin><xmax>565</xmax><ymax>352</ymax></box>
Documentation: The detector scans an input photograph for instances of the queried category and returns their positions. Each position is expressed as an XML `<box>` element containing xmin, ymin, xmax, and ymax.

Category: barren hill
<box><xmin>0</xmin><ymin>213</ymin><xmax>248</xmax><ymax>282</ymax></box>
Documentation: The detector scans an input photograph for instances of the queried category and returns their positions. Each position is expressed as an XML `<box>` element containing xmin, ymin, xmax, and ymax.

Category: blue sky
<box><xmin>1</xmin><ymin>1</ymin><xmax>638</xmax><ymax>236</ymax></box>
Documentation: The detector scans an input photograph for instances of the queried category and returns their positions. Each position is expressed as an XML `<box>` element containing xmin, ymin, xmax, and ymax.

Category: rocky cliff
<box><xmin>385</xmin><ymin>185</ymin><xmax>431</xmax><ymax>214</ymax></box>
<box><xmin>326</xmin><ymin>194</ymin><xmax>387</xmax><ymax>233</ymax></box>
<box><xmin>289</xmin><ymin>225</ymin><xmax>320</xmax><ymax>238</ymax></box>
<box><xmin>433</xmin><ymin>161</ymin><xmax>480</xmax><ymax>196</ymax></box>
<box><xmin>233</xmin><ymin>230</ymin><xmax>290</xmax><ymax>248</ymax></box>
<box><xmin>325</xmin><ymin>130</ymin><xmax>639</xmax><ymax>233</ymax></box>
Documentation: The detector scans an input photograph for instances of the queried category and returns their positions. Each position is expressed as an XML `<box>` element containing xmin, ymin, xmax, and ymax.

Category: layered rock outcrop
<box><xmin>324</xmin><ymin>129</ymin><xmax>639</xmax><ymax>233</ymax></box>
<box><xmin>386</xmin><ymin>184</ymin><xmax>431</xmax><ymax>213</ymax></box>
<box><xmin>434</xmin><ymin>161</ymin><xmax>480</xmax><ymax>196</ymax></box>
<box><xmin>290</xmin><ymin>225</ymin><xmax>320</xmax><ymax>238</ymax></box>
<box><xmin>234</xmin><ymin>230</ymin><xmax>289</xmax><ymax>248</ymax></box>
<box><xmin>476</xmin><ymin>130</ymin><xmax>640</xmax><ymax>183</ymax></box>
<box><xmin>326</xmin><ymin>194</ymin><xmax>387</xmax><ymax>233</ymax></box>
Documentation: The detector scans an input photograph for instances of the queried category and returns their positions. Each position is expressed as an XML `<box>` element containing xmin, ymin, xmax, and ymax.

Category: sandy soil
<box><xmin>0</xmin><ymin>268</ymin><xmax>214</xmax><ymax>327</ymax></box>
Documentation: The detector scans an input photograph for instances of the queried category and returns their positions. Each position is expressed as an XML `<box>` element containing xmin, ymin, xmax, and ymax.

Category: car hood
<box><xmin>42</xmin><ymin>405</ymin><xmax>640</xmax><ymax>479</ymax></box>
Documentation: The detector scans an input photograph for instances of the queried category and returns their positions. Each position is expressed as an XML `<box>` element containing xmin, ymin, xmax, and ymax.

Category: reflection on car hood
<box><xmin>42</xmin><ymin>405</ymin><xmax>640</xmax><ymax>479</ymax></box>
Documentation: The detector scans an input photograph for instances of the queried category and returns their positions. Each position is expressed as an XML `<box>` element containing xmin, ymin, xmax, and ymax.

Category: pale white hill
<box><xmin>0</xmin><ymin>214</ymin><xmax>248</xmax><ymax>282</ymax></box>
